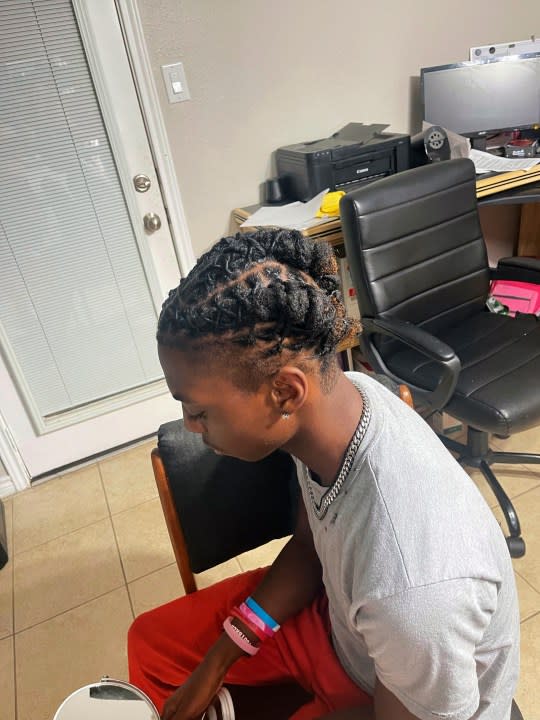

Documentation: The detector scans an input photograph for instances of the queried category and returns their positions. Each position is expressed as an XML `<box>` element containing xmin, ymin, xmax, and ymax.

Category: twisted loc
<box><xmin>157</xmin><ymin>229</ymin><xmax>359</xmax><ymax>378</ymax></box>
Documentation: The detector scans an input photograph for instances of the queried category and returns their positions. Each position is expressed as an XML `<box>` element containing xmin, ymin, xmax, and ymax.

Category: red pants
<box><xmin>128</xmin><ymin>568</ymin><xmax>372</xmax><ymax>719</ymax></box>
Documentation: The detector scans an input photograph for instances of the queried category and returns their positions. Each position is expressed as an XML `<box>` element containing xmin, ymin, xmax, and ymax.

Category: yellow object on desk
<box><xmin>315</xmin><ymin>190</ymin><xmax>346</xmax><ymax>218</ymax></box>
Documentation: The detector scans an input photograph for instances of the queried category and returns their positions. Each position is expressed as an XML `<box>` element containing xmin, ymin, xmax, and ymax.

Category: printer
<box><xmin>276</xmin><ymin>123</ymin><xmax>410</xmax><ymax>202</ymax></box>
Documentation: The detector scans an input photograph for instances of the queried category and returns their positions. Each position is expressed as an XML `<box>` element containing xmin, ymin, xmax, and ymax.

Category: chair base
<box><xmin>439</xmin><ymin>427</ymin><xmax>540</xmax><ymax>559</ymax></box>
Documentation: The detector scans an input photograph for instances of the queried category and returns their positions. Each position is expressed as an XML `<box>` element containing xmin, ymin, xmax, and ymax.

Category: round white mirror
<box><xmin>53</xmin><ymin>677</ymin><xmax>160</xmax><ymax>720</ymax></box>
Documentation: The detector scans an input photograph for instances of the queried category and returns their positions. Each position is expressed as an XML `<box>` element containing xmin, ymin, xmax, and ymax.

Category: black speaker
<box><xmin>410</xmin><ymin>125</ymin><xmax>451</xmax><ymax>167</ymax></box>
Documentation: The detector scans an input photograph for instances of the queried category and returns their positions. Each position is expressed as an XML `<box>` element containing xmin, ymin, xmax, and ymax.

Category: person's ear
<box><xmin>270</xmin><ymin>366</ymin><xmax>309</xmax><ymax>416</ymax></box>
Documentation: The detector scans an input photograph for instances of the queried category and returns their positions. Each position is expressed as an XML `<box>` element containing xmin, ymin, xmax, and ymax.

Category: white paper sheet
<box><xmin>469</xmin><ymin>149</ymin><xmax>540</xmax><ymax>174</ymax></box>
<box><xmin>240</xmin><ymin>189</ymin><xmax>330</xmax><ymax>230</ymax></box>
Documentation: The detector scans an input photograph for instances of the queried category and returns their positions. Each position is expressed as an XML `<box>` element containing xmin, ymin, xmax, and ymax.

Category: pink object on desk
<box><xmin>490</xmin><ymin>280</ymin><xmax>540</xmax><ymax>316</ymax></box>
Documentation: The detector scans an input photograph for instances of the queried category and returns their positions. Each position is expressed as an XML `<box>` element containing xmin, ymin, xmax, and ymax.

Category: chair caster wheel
<box><xmin>506</xmin><ymin>536</ymin><xmax>526</xmax><ymax>558</ymax></box>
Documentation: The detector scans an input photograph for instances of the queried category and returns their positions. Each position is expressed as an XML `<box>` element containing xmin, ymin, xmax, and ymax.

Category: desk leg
<box><xmin>518</xmin><ymin>203</ymin><xmax>540</xmax><ymax>257</ymax></box>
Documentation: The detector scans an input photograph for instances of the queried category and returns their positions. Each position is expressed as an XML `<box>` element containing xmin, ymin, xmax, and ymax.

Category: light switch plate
<box><xmin>161</xmin><ymin>62</ymin><xmax>191</xmax><ymax>104</ymax></box>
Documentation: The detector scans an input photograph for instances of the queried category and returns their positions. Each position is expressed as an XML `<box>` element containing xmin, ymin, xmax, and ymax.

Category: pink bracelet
<box><xmin>230</xmin><ymin>607</ymin><xmax>268</xmax><ymax>643</ymax></box>
<box><xmin>238</xmin><ymin>603</ymin><xmax>274</xmax><ymax>638</ymax></box>
<box><xmin>223</xmin><ymin>616</ymin><xmax>259</xmax><ymax>656</ymax></box>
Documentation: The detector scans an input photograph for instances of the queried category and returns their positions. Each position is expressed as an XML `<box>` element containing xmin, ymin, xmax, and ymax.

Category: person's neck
<box><xmin>283</xmin><ymin>372</ymin><xmax>364</xmax><ymax>486</ymax></box>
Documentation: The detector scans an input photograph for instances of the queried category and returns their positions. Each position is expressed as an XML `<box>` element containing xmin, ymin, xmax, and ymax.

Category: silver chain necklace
<box><xmin>306</xmin><ymin>388</ymin><xmax>371</xmax><ymax>520</ymax></box>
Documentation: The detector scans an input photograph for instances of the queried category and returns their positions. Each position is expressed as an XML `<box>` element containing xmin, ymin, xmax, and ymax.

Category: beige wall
<box><xmin>136</xmin><ymin>0</ymin><xmax>537</xmax><ymax>257</ymax></box>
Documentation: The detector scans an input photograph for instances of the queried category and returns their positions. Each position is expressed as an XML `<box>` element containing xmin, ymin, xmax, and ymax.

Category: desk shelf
<box><xmin>233</xmin><ymin>175</ymin><xmax>540</xmax><ymax>261</ymax></box>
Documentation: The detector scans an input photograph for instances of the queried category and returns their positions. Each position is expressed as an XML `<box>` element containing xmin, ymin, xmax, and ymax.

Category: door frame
<box><xmin>0</xmin><ymin>0</ymin><xmax>194</xmax><ymax>494</ymax></box>
<box><xmin>112</xmin><ymin>0</ymin><xmax>196</xmax><ymax>278</ymax></box>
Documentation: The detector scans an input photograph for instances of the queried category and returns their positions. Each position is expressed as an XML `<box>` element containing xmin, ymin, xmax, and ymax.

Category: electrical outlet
<box><xmin>161</xmin><ymin>62</ymin><xmax>191</xmax><ymax>104</ymax></box>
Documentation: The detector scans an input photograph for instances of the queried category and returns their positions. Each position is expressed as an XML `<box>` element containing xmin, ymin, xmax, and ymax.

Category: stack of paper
<box><xmin>240</xmin><ymin>189</ymin><xmax>330</xmax><ymax>231</ymax></box>
<box><xmin>470</xmin><ymin>149</ymin><xmax>540</xmax><ymax>174</ymax></box>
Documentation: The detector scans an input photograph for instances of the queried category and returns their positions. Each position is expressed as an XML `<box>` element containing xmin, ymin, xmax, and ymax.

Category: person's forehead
<box><xmin>158</xmin><ymin>343</ymin><xmax>235</xmax><ymax>402</ymax></box>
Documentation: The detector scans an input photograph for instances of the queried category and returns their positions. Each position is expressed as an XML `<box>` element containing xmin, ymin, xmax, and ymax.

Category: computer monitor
<box><xmin>421</xmin><ymin>53</ymin><xmax>540</xmax><ymax>138</ymax></box>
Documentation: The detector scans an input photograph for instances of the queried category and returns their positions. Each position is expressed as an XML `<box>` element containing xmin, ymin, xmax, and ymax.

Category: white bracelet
<box><xmin>203</xmin><ymin>705</ymin><xmax>217</xmax><ymax>720</ymax></box>
<box><xmin>217</xmin><ymin>687</ymin><xmax>235</xmax><ymax>720</ymax></box>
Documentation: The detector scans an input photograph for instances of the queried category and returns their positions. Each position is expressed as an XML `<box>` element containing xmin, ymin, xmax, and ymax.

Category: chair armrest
<box><xmin>491</xmin><ymin>256</ymin><xmax>540</xmax><ymax>284</ymax></box>
<box><xmin>362</xmin><ymin>316</ymin><xmax>461</xmax><ymax>412</ymax></box>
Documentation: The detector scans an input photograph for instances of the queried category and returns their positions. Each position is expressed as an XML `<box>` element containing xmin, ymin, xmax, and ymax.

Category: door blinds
<box><xmin>0</xmin><ymin>0</ymin><xmax>163</xmax><ymax>420</ymax></box>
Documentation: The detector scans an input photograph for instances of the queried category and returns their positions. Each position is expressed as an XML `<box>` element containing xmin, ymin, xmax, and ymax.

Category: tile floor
<box><xmin>0</xmin><ymin>428</ymin><xmax>539</xmax><ymax>720</ymax></box>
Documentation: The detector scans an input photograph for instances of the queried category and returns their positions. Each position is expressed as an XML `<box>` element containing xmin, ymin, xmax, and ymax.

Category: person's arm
<box><xmin>219</xmin><ymin>492</ymin><xmax>323</xmax><ymax>649</ymax></box>
<box><xmin>162</xmin><ymin>494</ymin><xmax>322</xmax><ymax>720</ymax></box>
<box><xmin>249</xmin><ymin>492</ymin><xmax>323</xmax><ymax>621</ymax></box>
<box><xmin>320</xmin><ymin>577</ymin><xmax>498</xmax><ymax>720</ymax></box>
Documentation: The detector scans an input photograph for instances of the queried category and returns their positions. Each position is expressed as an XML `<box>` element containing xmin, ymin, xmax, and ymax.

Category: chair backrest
<box><xmin>152</xmin><ymin>419</ymin><xmax>298</xmax><ymax>593</ymax></box>
<box><xmin>340</xmin><ymin>159</ymin><xmax>491</xmax><ymax>339</ymax></box>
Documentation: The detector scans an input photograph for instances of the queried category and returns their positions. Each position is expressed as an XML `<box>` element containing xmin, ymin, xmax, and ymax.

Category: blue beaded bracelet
<box><xmin>245</xmin><ymin>596</ymin><xmax>280</xmax><ymax>632</ymax></box>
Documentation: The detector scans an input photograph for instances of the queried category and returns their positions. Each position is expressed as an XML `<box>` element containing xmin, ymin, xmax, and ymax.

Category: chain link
<box><xmin>307</xmin><ymin>388</ymin><xmax>371</xmax><ymax>520</ymax></box>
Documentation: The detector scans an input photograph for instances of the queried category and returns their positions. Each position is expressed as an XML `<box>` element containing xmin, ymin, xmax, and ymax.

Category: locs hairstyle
<box><xmin>157</xmin><ymin>229</ymin><xmax>360</xmax><ymax>390</ymax></box>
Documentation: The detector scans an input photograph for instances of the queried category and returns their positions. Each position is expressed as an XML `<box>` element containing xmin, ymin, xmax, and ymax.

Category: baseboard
<box><xmin>0</xmin><ymin>475</ymin><xmax>15</xmax><ymax>498</ymax></box>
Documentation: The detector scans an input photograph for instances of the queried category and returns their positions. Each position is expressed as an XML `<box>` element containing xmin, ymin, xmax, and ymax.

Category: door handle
<box><xmin>143</xmin><ymin>212</ymin><xmax>162</xmax><ymax>233</ymax></box>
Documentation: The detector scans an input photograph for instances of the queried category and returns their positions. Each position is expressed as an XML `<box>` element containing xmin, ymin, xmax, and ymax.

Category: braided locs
<box><xmin>157</xmin><ymin>229</ymin><xmax>360</xmax><ymax>389</ymax></box>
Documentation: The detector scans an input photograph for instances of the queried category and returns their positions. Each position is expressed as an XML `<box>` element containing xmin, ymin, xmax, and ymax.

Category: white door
<box><xmin>0</xmin><ymin>0</ymin><xmax>188</xmax><ymax>482</ymax></box>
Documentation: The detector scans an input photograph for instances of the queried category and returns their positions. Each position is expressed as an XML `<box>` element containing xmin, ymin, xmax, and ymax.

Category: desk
<box><xmin>233</xmin><ymin>179</ymin><xmax>540</xmax><ymax>257</ymax></box>
<box><xmin>233</xmin><ymin>179</ymin><xmax>540</xmax><ymax>362</ymax></box>
<box><xmin>477</xmin><ymin>180</ymin><xmax>540</xmax><ymax>257</ymax></box>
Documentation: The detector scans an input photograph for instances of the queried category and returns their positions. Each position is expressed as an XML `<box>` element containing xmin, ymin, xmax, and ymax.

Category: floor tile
<box><xmin>13</xmin><ymin>464</ymin><xmax>108</xmax><ymax>554</ymax></box>
<box><xmin>515</xmin><ymin>572</ymin><xmax>540</xmax><ymax>622</ymax></box>
<box><xmin>195</xmin><ymin>557</ymin><xmax>243</xmax><ymax>590</ymax></box>
<box><xmin>112</xmin><ymin>498</ymin><xmax>175</xmax><ymax>582</ymax></box>
<box><xmin>491</xmin><ymin>427</ymin><xmax>540</xmax><ymax>478</ymax></box>
<box><xmin>0</xmin><ymin>499</ymin><xmax>13</xmax><ymax>640</ymax></box>
<box><xmin>236</xmin><ymin>537</ymin><xmax>290</xmax><ymax>572</ymax></box>
<box><xmin>15</xmin><ymin>586</ymin><xmax>133</xmax><ymax>720</ymax></box>
<box><xmin>0</xmin><ymin>635</ymin><xmax>15</xmax><ymax>720</ymax></box>
<box><xmin>514</xmin><ymin>611</ymin><xmax>540</xmax><ymax>720</ymax></box>
<box><xmin>129</xmin><ymin>563</ymin><xmax>184</xmax><ymax>617</ymax></box>
<box><xmin>14</xmin><ymin>518</ymin><xmax>124</xmax><ymax>632</ymax></box>
<box><xmin>466</xmin><ymin>464</ymin><xmax>540</xmax><ymax>511</ymax></box>
<box><xmin>99</xmin><ymin>440</ymin><xmax>158</xmax><ymax>515</ymax></box>
<box><xmin>491</xmin><ymin>425</ymin><xmax>540</xmax><ymax>455</ymax></box>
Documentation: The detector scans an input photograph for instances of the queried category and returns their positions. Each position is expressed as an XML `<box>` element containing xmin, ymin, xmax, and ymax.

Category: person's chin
<box><xmin>242</xmin><ymin>448</ymin><xmax>276</xmax><ymax>463</ymax></box>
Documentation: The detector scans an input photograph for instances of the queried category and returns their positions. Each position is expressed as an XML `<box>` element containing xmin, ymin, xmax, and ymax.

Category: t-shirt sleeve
<box><xmin>354</xmin><ymin>577</ymin><xmax>498</xmax><ymax>720</ymax></box>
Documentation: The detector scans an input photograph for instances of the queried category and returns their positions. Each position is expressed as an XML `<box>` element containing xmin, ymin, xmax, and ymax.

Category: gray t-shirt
<box><xmin>294</xmin><ymin>371</ymin><xmax>519</xmax><ymax>720</ymax></box>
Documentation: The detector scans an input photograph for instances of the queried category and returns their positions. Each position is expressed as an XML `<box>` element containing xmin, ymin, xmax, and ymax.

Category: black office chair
<box><xmin>340</xmin><ymin>158</ymin><xmax>540</xmax><ymax>558</ymax></box>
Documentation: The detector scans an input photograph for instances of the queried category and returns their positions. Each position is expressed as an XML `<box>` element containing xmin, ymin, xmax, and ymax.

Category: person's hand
<box><xmin>161</xmin><ymin>660</ymin><xmax>225</xmax><ymax>720</ymax></box>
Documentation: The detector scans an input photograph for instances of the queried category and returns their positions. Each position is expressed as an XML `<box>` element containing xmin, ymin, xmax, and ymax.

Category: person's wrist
<box><xmin>206</xmin><ymin>632</ymin><xmax>247</xmax><ymax>674</ymax></box>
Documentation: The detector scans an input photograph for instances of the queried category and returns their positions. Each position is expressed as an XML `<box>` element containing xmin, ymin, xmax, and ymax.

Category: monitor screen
<box><xmin>421</xmin><ymin>53</ymin><xmax>540</xmax><ymax>137</ymax></box>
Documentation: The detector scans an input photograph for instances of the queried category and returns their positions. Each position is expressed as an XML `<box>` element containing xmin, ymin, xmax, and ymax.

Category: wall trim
<box><xmin>0</xmin><ymin>476</ymin><xmax>14</xmax><ymax>498</ymax></box>
<box><xmin>0</xmin><ymin>413</ymin><xmax>31</xmax><ymax>494</ymax></box>
<box><xmin>115</xmin><ymin>0</ymin><xmax>197</xmax><ymax>277</ymax></box>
